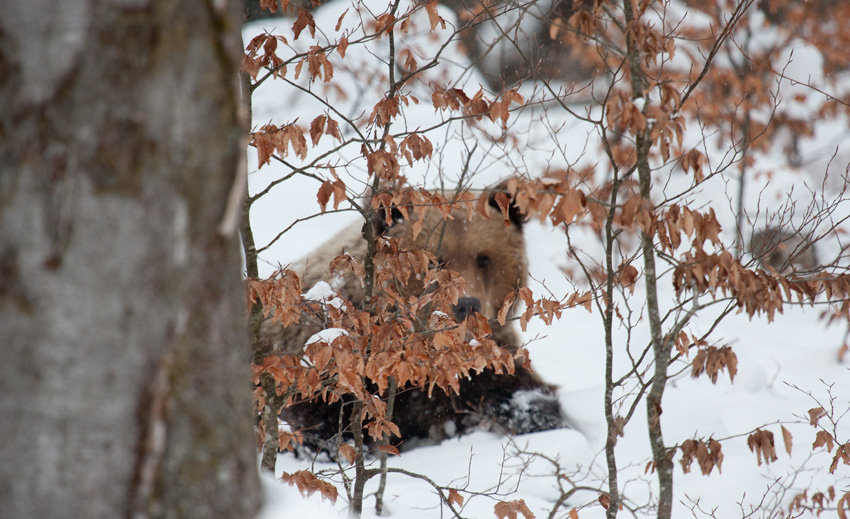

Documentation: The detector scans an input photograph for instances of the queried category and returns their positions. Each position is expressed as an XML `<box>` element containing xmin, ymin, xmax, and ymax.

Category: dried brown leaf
<box><xmin>781</xmin><ymin>425</ymin><xmax>793</xmax><ymax>455</ymax></box>
<box><xmin>494</xmin><ymin>499</ymin><xmax>535</xmax><ymax>519</ymax></box>
<box><xmin>338</xmin><ymin>444</ymin><xmax>357</xmax><ymax>465</ymax></box>
<box><xmin>809</xmin><ymin>407</ymin><xmax>826</xmax><ymax>427</ymax></box>
<box><xmin>335</xmin><ymin>8</ymin><xmax>348</xmax><ymax>31</ymax></box>
<box><xmin>280</xmin><ymin>470</ymin><xmax>338</xmax><ymax>504</ymax></box>
<box><xmin>292</xmin><ymin>8</ymin><xmax>316</xmax><ymax>40</ymax></box>
<box><xmin>425</xmin><ymin>0</ymin><xmax>445</xmax><ymax>31</ymax></box>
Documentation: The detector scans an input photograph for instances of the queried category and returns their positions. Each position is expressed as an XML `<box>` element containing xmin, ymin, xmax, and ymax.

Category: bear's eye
<box><xmin>476</xmin><ymin>254</ymin><xmax>491</xmax><ymax>270</ymax></box>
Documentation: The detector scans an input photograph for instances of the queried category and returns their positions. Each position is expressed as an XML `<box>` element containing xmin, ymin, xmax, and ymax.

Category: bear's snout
<box><xmin>453</xmin><ymin>297</ymin><xmax>482</xmax><ymax>321</ymax></box>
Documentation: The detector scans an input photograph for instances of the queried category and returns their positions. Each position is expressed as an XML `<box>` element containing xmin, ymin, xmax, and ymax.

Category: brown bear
<box><xmin>262</xmin><ymin>189</ymin><xmax>565</xmax><ymax>452</ymax></box>
<box><xmin>750</xmin><ymin>227</ymin><xmax>818</xmax><ymax>273</ymax></box>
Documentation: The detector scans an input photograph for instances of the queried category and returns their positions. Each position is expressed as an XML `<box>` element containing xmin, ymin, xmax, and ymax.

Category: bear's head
<box><xmin>378</xmin><ymin>192</ymin><xmax>527</xmax><ymax>348</ymax></box>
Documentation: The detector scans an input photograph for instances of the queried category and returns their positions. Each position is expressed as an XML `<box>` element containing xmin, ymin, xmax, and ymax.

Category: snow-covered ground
<box><xmin>242</xmin><ymin>2</ymin><xmax>850</xmax><ymax>516</ymax></box>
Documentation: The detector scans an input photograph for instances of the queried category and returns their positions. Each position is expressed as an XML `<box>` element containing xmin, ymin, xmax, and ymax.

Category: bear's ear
<box><xmin>487</xmin><ymin>179</ymin><xmax>526</xmax><ymax>229</ymax></box>
<box><xmin>374</xmin><ymin>206</ymin><xmax>406</xmax><ymax>235</ymax></box>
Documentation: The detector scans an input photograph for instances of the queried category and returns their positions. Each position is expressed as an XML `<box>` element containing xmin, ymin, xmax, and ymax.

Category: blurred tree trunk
<box><xmin>0</xmin><ymin>1</ymin><xmax>260</xmax><ymax>519</ymax></box>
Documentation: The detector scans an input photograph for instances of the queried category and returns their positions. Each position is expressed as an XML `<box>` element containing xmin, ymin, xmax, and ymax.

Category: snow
<box><xmin>305</xmin><ymin>327</ymin><xmax>349</xmax><ymax>346</ymax></box>
<box><xmin>242</xmin><ymin>2</ymin><xmax>850</xmax><ymax>517</ymax></box>
<box><xmin>303</xmin><ymin>281</ymin><xmax>345</xmax><ymax>310</ymax></box>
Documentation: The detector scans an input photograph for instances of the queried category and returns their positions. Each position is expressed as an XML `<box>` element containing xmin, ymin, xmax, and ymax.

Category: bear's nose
<box><xmin>453</xmin><ymin>297</ymin><xmax>481</xmax><ymax>321</ymax></box>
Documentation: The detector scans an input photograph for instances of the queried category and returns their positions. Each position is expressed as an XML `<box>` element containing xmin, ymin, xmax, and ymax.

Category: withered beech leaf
<box><xmin>425</xmin><ymin>0</ymin><xmax>445</xmax><ymax>31</ymax></box>
<box><xmin>619</xmin><ymin>264</ymin><xmax>639</xmax><ymax>293</ymax></box>
<box><xmin>316</xmin><ymin>181</ymin><xmax>333</xmax><ymax>212</ymax></box>
<box><xmin>292</xmin><ymin>8</ymin><xmax>316</xmax><ymax>39</ymax></box>
<box><xmin>376</xmin><ymin>444</ymin><xmax>401</xmax><ymax>456</ymax></box>
<box><xmin>331</xmin><ymin>179</ymin><xmax>347</xmax><ymax>210</ymax></box>
<box><xmin>494</xmin><ymin>499</ymin><xmax>535</xmax><ymax>519</ymax></box>
<box><xmin>447</xmin><ymin>489</ymin><xmax>464</xmax><ymax>507</ymax></box>
<box><xmin>335</xmin><ymin>8</ymin><xmax>348</xmax><ymax>31</ymax></box>
<box><xmin>809</xmin><ymin>407</ymin><xmax>826</xmax><ymax>427</ymax></box>
<box><xmin>310</xmin><ymin>115</ymin><xmax>327</xmax><ymax>146</ymax></box>
<box><xmin>497</xmin><ymin>291</ymin><xmax>517</xmax><ymax>326</ymax></box>
<box><xmin>260</xmin><ymin>0</ymin><xmax>279</xmax><ymax>13</ymax></box>
<box><xmin>781</xmin><ymin>425</ymin><xmax>793</xmax><ymax>455</ymax></box>
<box><xmin>813</xmin><ymin>430</ymin><xmax>835</xmax><ymax>452</ymax></box>
<box><xmin>838</xmin><ymin>492</ymin><xmax>849</xmax><ymax>519</ymax></box>
<box><xmin>492</xmin><ymin>192</ymin><xmax>511</xmax><ymax>225</ymax></box>
<box><xmin>280</xmin><ymin>470</ymin><xmax>338</xmax><ymax>504</ymax></box>
<box><xmin>338</xmin><ymin>444</ymin><xmax>357</xmax><ymax>465</ymax></box>
<box><xmin>830</xmin><ymin>444</ymin><xmax>850</xmax><ymax>474</ymax></box>
<box><xmin>747</xmin><ymin>429</ymin><xmax>777</xmax><ymax>465</ymax></box>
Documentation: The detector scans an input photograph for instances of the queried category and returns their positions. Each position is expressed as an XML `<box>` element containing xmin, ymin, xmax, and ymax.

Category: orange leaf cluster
<box><xmin>399</xmin><ymin>48</ymin><xmax>419</xmax><ymax>74</ymax></box>
<box><xmin>399</xmin><ymin>133</ymin><xmax>433</xmax><ymax>165</ymax></box>
<box><xmin>372</xmin><ymin>13</ymin><xmax>396</xmax><ymax>37</ymax></box>
<box><xmin>259</xmin><ymin>0</ymin><xmax>291</xmax><ymax>14</ymax></box>
<box><xmin>507</xmin><ymin>287</ymin><xmax>569</xmax><ymax>332</ymax></box>
<box><xmin>499</xmin><ymin>176</ymin><xmax>589</xmax><ymax>227</ymax></box>
<box><xmin>669</xmin><ymin>330</ymin><xmax>704</xmax><ymax>357</ymax></box>
<box><xmin>251</xmin><ymin>123</ymin><xmax>307</xmax><ymax>166</ymax></box>
<box><xmin>787</xmin><ymin>487</ymin><xmax>838</xmax><ymax>517</ymax></box>
<box><xmin>813</xmin><ymin>430</ymin><xmax>834</xmax><ymax>453</ymax></box>
<box><xmin>316</xmin><ymin>177</ymin><xmax>347</xmax><ymax>212</ymax></box>
<box><xmin>309</xmin><ymin>115</ymin><xmax>342</xmax><ymax>146</ymax></box>
<box><xmin>280</xmin><ymin>470</ymin><xmax>338</xmax><ymax>504</ymax></box>
<box><xmin>370</xmin><ymin>186</ymin><xmax>477</xmax><ymax>230</ymax></box>
<box><xmin>626</xmin><ymin>18</ymin><xmax>673</xmax><ymax>68</ymax></box>
<box><xmin>680</xmin><ymin>149</ymin><xmax>706</xmax><ymax>184</ymax></box>
<box><xmin>338</xmin><ymin>443</ymin><xmax>357</xmax><ymax>464</ymax></box>
<box><xmin>597</xmin><ymin>493</ymin><xmax>618</xmax><ymax>510</ymax></box>
<box><xmin>370</xmin><ymin>96</ymin><xmax>402</xmax><ymax>127</ymax></box>
<box><xmin>690</xmin><ymin>345</ymin><xmax>737</xmax><ymax>384</ymax></box>
<box><xmin>658</xmin><ymin>204</ymin><xmax>722</xmax><ymax>254</ymax></box>
<box><xmin>366</xmin><ymin>150</ymin><xmax>401</xmax><ymax>181</ymax></box>
<box><xmin>294</xmin><ymin>46</ymin><xmax>333</xmax><ymax>83</ymax></box>
<box><xmin>258</xmin><ymin>353</ymin><xmax>321</xmax><ymax>399</ymax></box>
<box><xmin>675</xmin><ymin>250</ymin><xmax>850</xmax><ymax>321</ymax></box>
<box><xmin>566</xmin><ymin>7</ymin><xmax>599</xmax><ymax>41</ymax></box>
<box><xmin>279</xmin><ymin>428</ymin><xmax>304</xmax><ymax>452</ymax></box>
<box><xmin>679</xmin><ymin>438</ymin><xmax>723</xmax><ymax>475</ymax></box>
<box><xmin>447</xmin><ymin>489</ymin><xmax>464</xmax><ymax>507</ymax></box>
<box><xmin>614</xmin><ymin>194</ymin><xmax>654</xmax><ymax>235</ymax></box>
<box><xmin>809</xmin><ymin>407</ymin><xmax>826</xmax><ymax>426</ymax></box>
<box><xmin>242</xmin><ymin>33</ymin><xmax>288</xmax><ymax>80</ymax></box>
<box><xmin>605</xmin><ymin>93</ymin><xmax>646</xmax><ymax>137</ymax></box>
<box><xmin>494</xmin><ymin>499</ymin><xmax>535</xmax><ymax>519</ymax></box>
<box><xmin>747</xmin><ymin>429</ymin><xmax>778</xmax><ymax>466</ymax></box>
<box><xmin>292</xmin><ymin>8</ymin><xmax>316</xmax><ymax>40</ymax></box>
<box><xmin>618</xmin><ymin>263</ymin><xmax>639</xmax><ymax>294</ymax></box>
<box><xmin>812</xmin><ymin>429</ymin><xmax>850</xmax><ymax>474</ymax></box>
<box><xmin>247</xmin><ymin>269</ymin><xmax>303</xmax><ymax>327</ymax></box>
<box><xmin>425</xmin><ymin>0</ymin><xmax>446</xmax><ymax>31</ymax></box>
<box><xmin>605</xmin><ymin>85</ymin><xmax>685</xmax><ymax>161</ymax></box>
<box><xmin>431</xmin><ymin>87</ymin><xmax>524</xmax><ymax>128</ymax></box>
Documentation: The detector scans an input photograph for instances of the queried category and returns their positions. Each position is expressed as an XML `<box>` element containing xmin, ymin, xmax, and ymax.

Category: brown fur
<box><xmin>385</xmin><ymin>205</ymin><xmax>528</xmax><ymax>349</ymax></box>
<box><xmin>750</xmin><ymin>227</ymin><xmax>818</xmax><ymax>273</ymax></box>
<box><xmin>264</xmin><ymin>199</ymin><xmax>565</xmax><ymax>453</ymax></box>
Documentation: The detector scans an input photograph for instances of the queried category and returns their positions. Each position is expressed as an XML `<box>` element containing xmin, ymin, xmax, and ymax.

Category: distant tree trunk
<box><xmin>0</xmin><ymin>2</ymin><xmax>260</xmax><ymax>519</ymax></box>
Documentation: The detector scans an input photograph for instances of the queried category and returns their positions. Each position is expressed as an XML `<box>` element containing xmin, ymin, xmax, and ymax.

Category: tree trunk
<box><xmin>0</xmin><ymin>2</ymin><xmax>260</xmax><ymax>518</ymax></box>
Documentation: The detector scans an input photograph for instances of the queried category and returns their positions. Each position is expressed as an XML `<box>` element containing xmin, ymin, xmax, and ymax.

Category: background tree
<box><xmin>0</xmin><ymin>2</ymin><xmax>260</xmax><ymax>518</ymax></box>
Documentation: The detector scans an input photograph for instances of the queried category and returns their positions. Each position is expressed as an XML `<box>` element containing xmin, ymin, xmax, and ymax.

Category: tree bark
<box><xmin>0</xmin><ymin>1</ymin><xmax>260</xmax><ymax>518</ymax></box>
